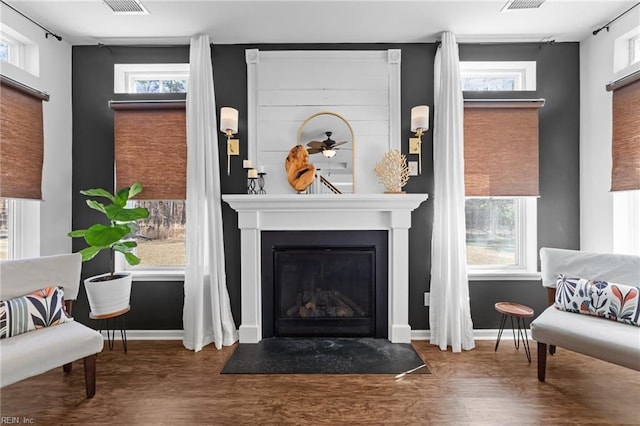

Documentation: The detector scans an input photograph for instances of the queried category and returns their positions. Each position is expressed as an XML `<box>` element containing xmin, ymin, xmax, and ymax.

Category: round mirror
<box><xmin>297</xmin><ymin>112</ymin><xmax>355</xmax><ymax>193</ymax></box>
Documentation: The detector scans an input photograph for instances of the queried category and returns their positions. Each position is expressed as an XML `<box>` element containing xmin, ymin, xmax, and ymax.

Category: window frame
<box><xmin>113</xmin><ymin>64</ymin><xmax>189</xmax><ymax>280</ymax></box>
<box><xmin>0</xmin><ymin>198</ymin><xmax>41</xmax><ymax>260</ymax></box>
<box><xmin>630</xmin><ymin>34</ymin><xmax>640</xmax><ymax>66</ymax></box>
<box><xmin>466</xmin><ymin>197</ymin><xmax>538</xmax><ymax>281</ymax></box>
<box><xmin>460</xmin><ymin>60</ymin><xmax>539</xmax><ymax>280</ymax></box>
<box><xmin>114</xmin><ymin>203</ymin><xmax>186</xmax><ymax>281</ymax></box>
<box><xmin>114</xmin><ymin>63</ymin><xmax>189</xmax><ymax>94</ymax></box>
<box><xmin>0</xmin><ymin>32</ymin><xmax>24</xmax><ymax>68</ymax></box>
<box><xmin>460</xmin><ymin>61</ymin><xmax>537</xmax><ymax>91</ymax></box>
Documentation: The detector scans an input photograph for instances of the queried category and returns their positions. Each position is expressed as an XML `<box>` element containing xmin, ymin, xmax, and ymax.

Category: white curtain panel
<box><xmin>429</xmin><ymin>31</ymin><xmax>475</xmax><ymax>352</ymax></box>
<box><xmin>183</xmin><ymin>34</ymin><xmax>238</xmax><ymax>351</ymax></box>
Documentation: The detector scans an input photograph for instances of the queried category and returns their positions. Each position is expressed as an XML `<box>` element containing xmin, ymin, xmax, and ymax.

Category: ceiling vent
<box><xmin>502</xmin><ymin>0</ymin><xmax>545</xmax><ymax>11</ymax></box>
<box><xmin>103</xmin><ymin>0</ymin><xmax>149</xmax><ymax>14</ymax></box>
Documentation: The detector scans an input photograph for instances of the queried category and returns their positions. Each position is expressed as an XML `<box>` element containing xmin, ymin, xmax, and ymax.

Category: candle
<box><xmin>258</xmin><ymin>166</ymin><xmax>265</xmax><ymax>174</ymax></box>
<box><xmin>243</xmin><ymin>160</ymin><xmax>253</xmax><ymax>169</ymax></box>
<box><xmin>248</xmin><ymin>169</ymin><xmax>258</xmax><ymax>178</ymax></box>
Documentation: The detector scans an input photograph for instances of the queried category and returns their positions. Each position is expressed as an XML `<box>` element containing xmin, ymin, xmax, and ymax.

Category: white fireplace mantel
<box><xmin>222</xmin><ymin>193</ymin><xmax>429</xmax><ymax>344</ymax></box>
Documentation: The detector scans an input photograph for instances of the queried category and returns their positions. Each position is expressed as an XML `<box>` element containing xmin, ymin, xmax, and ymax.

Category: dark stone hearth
<box><xmin>221</xmin><ymin>338</ymin><xmax>429</xmax><ymax>374</ymax></box>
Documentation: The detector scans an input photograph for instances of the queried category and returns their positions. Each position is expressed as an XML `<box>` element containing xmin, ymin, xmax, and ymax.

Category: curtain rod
<box><xmin>109</xmin><ymin>100</ymin><xmax>186</xmax><ymax>111</ymax></box>
<box><xmin>606</xmin><ymin>69</ymin><xmax>640</xmax><ymax>91</ymax></box>
<box><xmin>593</xmin><ymin>2</ymin><xmax>640</xmax><ymax>36</ymax></box>
<box><xmin>0</xmin><ymin>0</ymin><xmax>62</xmax><ymax>41</ymax></box>
<box><xmin>0</xmin><ymin>74</ymin><xmax>50</xmax><ymax>101</ymax></box>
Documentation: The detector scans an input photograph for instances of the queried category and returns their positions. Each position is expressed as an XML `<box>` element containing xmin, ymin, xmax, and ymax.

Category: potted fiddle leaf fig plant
<box><xmin>68</xmin><ymin>182</ymin><xmax>149</xmax><ymax>316</ymax></box>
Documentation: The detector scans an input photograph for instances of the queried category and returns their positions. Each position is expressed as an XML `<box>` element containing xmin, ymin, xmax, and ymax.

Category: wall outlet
<box><xmin>408</xmin><ymin>161</ymin><xmax>419</xmax><ymax>176</ymax></box>
<box><xmin>424</xmin><ymin>292</ymin><xmax>430</xmax><ymax>306</ymax></box>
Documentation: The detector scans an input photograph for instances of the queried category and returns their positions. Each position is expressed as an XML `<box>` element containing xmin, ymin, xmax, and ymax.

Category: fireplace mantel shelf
<box><xmin>223</xmin><ymin>193</ymin><xmax>429</xmax><ymax>344</ymax></box>
<box><xmin>222</xmin><ymin>193</ymin><xmax>428</xmax><ymax>212</ymax></box>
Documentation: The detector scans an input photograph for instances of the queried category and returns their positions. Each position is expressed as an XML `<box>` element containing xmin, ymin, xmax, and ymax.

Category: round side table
<box><xmin>90</xmin><ymin>306</ymin><xmax>130</xmax><ymax>353</ymax></box>
<box><xmin>494</xmin><ymin>302</ymin><xmax>534</xmax><ymax>363</ymax></box>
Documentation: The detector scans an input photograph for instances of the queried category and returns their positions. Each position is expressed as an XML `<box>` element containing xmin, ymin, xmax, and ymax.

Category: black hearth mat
<box><xmin>221</xmin><ymin>337</ymin><xmax>430</xmax><ymax>375</ymax></box>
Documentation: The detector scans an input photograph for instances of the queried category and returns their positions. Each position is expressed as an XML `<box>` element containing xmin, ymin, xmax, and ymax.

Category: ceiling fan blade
<box><xmin>332</xmin><ymin>141</ymin><xmax>348</xmax><ymax>147</ymax></box>
<box><xmin>307</xmin><ymin>141</ymin><xmax>324</xmax><ymax>148</ymax></box>
<box><xmin>306</xmin><ymin>148</ymin><xmax>322</xmax><ymax>154</ymax></box>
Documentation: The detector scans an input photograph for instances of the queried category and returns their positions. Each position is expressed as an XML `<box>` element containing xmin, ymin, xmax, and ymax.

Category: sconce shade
<box><xmin>220</xmin><ymin>107</ymin><xmax>238</xmax><ymax>134</ymax></box>
<box><xmin>411</xmin><ymin>105</ymin><xmax>429</xmax><ymax>132</ymax></box>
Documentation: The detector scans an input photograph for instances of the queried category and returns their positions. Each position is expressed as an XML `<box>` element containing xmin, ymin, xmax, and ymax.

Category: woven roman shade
<box><xmin>0</xmin><ymin>75</ymin><xmax>49</xmax><ymax>199</ymax></box>
<box><xmin>111</xmin><ymin>100</ymin><xmax>186</xmax><ymax>200</ymax></box>
<box><xmin>606</xmin><ymin>71</ymin><xmax>640</xmax><ymax>192</ymax></box>
<box><xmin>463</xmin><ymin>100</ymin><xmax>544</xmax><ymax>196</ymax></box>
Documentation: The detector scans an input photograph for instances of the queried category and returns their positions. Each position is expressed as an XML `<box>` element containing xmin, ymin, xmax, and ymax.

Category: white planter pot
<box><xmin>84</xmin><ymin>272</ymin><xmax>132</xmax><ymax>316</ymax></box>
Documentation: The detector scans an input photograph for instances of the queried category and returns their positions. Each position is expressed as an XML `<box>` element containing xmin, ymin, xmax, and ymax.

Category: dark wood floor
<box><xmin>1</xmin><ymin>339</ymin><xmax>638</xmax><ymax>425</ymax></box>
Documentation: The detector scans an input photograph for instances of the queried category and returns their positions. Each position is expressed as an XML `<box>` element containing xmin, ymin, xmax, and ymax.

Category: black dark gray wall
<box><xmin>71</xmin><ymin>42</ymin><xmax>579</xmax><ymax>331</ymax></box>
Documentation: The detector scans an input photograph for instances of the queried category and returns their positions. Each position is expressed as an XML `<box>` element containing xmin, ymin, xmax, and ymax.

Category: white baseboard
<box><xmin>102</xmin><ymin>329</ymin><xmax>525</xmax><ymax>341</ymax></box>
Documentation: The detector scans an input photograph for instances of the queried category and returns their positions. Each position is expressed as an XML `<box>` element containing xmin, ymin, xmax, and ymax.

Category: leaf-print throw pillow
<box><xmin>555</xmin><ymin>274</ymin><xmax>640</xmax><ymax>327</ymax></box>
<box><xmin>0</xmin><ymin>286</ymin><xmax>73</xmax><ymax>339</ymax></box>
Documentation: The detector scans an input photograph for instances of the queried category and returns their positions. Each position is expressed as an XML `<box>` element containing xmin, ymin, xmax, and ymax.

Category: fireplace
<box><xmin>261</xmin><ymin>231</ymin><xmax>388</xmax><ymax>338</ymax></box>
<box><xmin>222</xmin><ymin>193</ymin><xmax>428</xmax><ymax>343</ymax></box>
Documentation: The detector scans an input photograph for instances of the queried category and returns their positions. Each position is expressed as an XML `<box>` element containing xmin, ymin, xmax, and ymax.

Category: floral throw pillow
<box><xmin>0</xmin><ymin>286</ymin><xmax>73</xmax><ymax>339</ymax></box>
<box><xmin>555</xmin><ymin>274</ymin><xmax>640</xmax><ymax>327</ymax></box>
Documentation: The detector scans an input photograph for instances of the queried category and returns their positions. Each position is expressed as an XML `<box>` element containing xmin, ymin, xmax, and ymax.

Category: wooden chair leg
<box><xmin>83</xmin><ymin>354</ymin><xmax>97</xmax><ymax>398</ymax></box>
<box><xmin>537</xmin><ymin>342</ymin><xmax>547</xmax><ymax>382</ymax></box>
<box><xmin>63</xmin><ymin>362</ymin><xmax>72</xmax><ymax>373</ymax></box>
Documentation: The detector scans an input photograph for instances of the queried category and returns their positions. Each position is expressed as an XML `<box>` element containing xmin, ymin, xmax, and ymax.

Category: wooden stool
<box><xmin>90</xmin><ymin>306</ymin><xmax>130</xmax><ymax>353</ymax></box>
<box><xmin>494</xmin><ymin>302</ymin><xmax>534</xmax><ymax>363</ymax></box>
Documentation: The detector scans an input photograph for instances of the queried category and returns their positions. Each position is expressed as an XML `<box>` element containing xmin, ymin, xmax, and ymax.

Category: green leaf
<box><xmin>128</xmin><ymin>182</ymin><xmax>143</xmax><ymax>198</ymax></box>
<box><xmin>67</xmin><ymin>229</ymin><xmax>87</xmax><ymax>238</ymax></box>
<box><xmin>80</xmin><ymin>188</ymin><xmax>115</xmax><ymax>202</ymax></box>
<box><xmin>79</xmin><ymin>246</ymin><xmax>103</xmax><ymax>262</ymax></box>
<box><xmin>86</xmin><ymin>200</ymin><xmax>107</xmax><ymax>214</ymax></box>
<box><xmin>105</xmin><ymin>205</ymin><xmax>149</xmax><ymax>222</ymax></box>
<box><xmin>114</xmin><ymin>187</ymin><xmax>131</xmax><ymax>207</ymax></box>
<box><xmin>84</xmin><ymin>224</ymin><xmax>130</xmax><ymax>247</ymax></box>
<box><xmin>113</xmin><ymin>241</ymin><xmax>137</xmax><ymax>253</ymax></box>
<box><xmin>123</xmin><ymin>252</ymin><xmax>141</xmax><ymax>266</ymax></box>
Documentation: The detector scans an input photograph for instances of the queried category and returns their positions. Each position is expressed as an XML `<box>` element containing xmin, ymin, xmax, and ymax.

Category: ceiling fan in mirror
<box><xmin>306</xmin><ymin>131</ymin><xmax>347</xmax><ymax>158</ymax></box>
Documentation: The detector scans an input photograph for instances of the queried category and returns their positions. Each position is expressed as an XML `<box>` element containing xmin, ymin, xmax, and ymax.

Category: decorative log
<box><xmin>285</xmin><ymin>288</ymin><xmax>365</xmax><ymax>318</ymax></box>
<box><xmin>333</xmin><ymin>291</ymin><xmax>366</xmax><ymax>316</ymax></box>
<box><xmin>298</xmin><ymin>306</ymin><xmax>310</xmax><ymax>318</ymax></box>
<box><xmin>286</xmin><ymin>293</ymin><xmax>303</xmax><ymax>317</ymax></box>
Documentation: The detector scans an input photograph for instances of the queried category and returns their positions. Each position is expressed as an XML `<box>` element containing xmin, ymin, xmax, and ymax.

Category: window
<box><xmin>128</xmin><ymin>200</ymin><xmax>185</xmax><ymax>268</ymax></box>
<box><xmin>113</xmin><ymin>65</ymin><xmax>188</xmax><ymax>275</ymax></box>
<box><xmin>461</xmin><ymin>62</ymin><xmax>539</xmax><ymax>278</ymax></box>
<box><xmin>0</xmin><ymin>32</ymin><xmax>23</xmax><ymax>68</ymax></box>
<box><xmin>114</xmin><ymin>63</ymin><xmax>188</xmax><ymax>94</ymax></box>
<box><xmin>630</xmin><ymin>34</ymin><xmax>640</xmax><ymax>67</ymax></box>
<box><xmin>0</xmin><ymin>25</ymin><xmax>38</xmax><ymax>75</ymax></box>
<box><xmin>460</xmin><ymin>61</ymin><xmax>536</xmax><ymax>91</ymax></box>
<box><xmin>0</xmin><ymin>198</ymin><xmax>9</xmax><ymax>260</ymax></box>
<box><xmin>466</xmin><ymin>198</ymin><xmax>537</xmax><ymax>274</ymax></box>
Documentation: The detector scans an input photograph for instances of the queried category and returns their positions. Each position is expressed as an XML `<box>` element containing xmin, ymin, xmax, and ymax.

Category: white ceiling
<box><xmin>3</xmin><ymin>0</ymin><xmax>637</xmax><ymax>45</ymax></box>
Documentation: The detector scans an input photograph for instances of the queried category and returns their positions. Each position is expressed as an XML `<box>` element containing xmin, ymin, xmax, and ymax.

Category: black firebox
<box><xmin>261</xmin><ymin>231</ymin><xmax>388</xmax><ymax>338</ymax></box>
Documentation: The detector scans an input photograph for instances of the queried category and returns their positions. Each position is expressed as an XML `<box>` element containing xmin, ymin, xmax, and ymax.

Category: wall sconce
<box><xmin>410</xmin><ymin>105</ymin><xmax>429</xmax><ymax>175</ymax></box>
<box><xmin>220</xmin><ymin>107</ymin><xmax>239</xmax><ymax>175</ymax></box>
